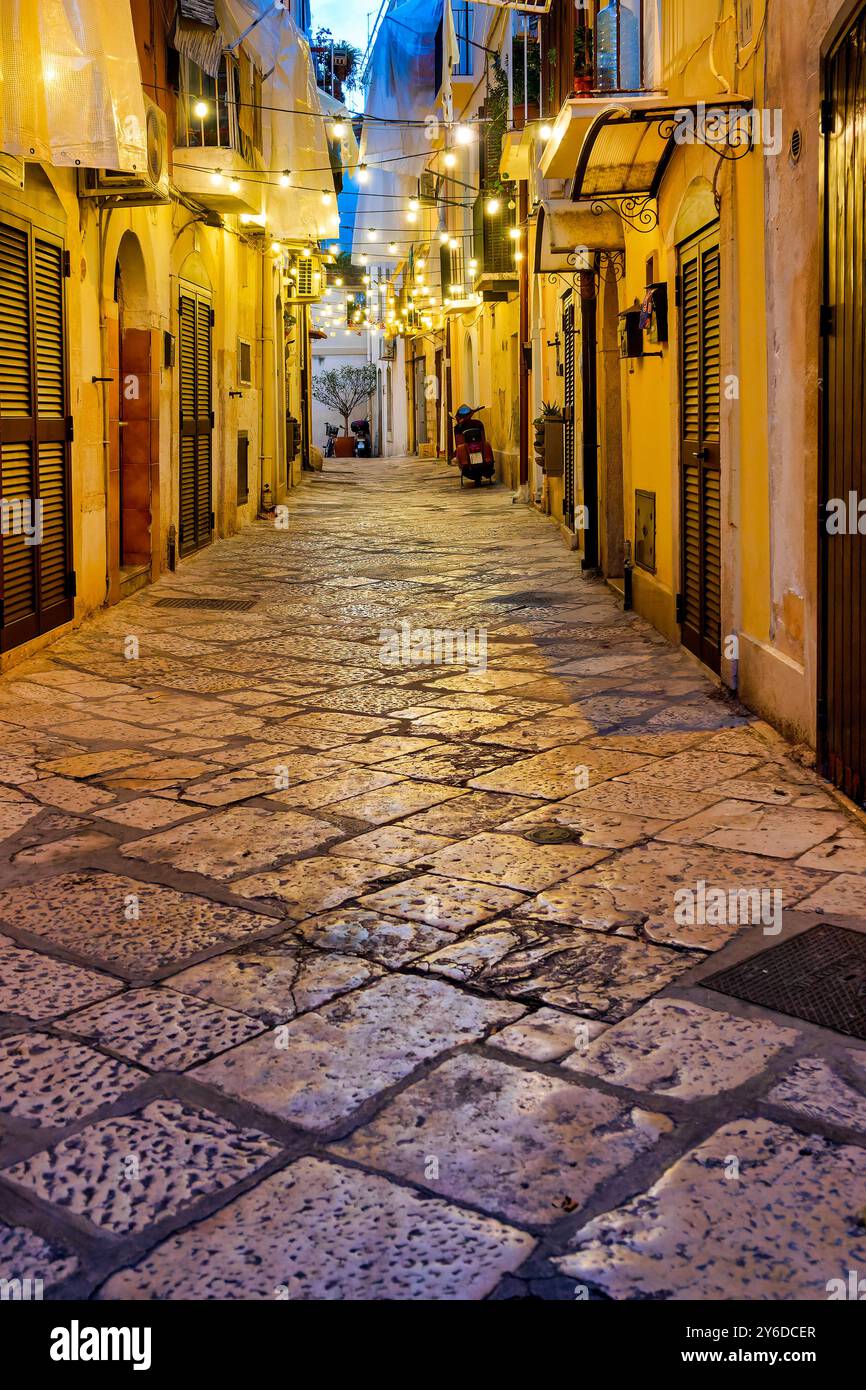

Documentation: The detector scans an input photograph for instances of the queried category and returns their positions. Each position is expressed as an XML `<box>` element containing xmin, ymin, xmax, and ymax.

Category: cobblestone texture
<box><xmin>1</xmin><ymin>457</ymin><xmax>865</xmax><ymax>1299</ymax></box>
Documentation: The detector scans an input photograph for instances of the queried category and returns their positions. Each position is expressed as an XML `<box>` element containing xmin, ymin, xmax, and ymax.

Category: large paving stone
<box><xmin>766</xmin><ymin>1056</ymin><xmax>866</xmax><ymax>1133</ymax></box>
<box><xmin>192</xmin><ymin>973</ymin><xmax>523</xmax><ymax>1131</ymax></box>
<box><xmin>0</xmin><ymin>1220</ymin><xmax>78</xmax><ymax>1292</ymax></box>
<box><xmin>419</xmin><ymin>832</ymin><xmax>609</xmax><ymax>892</ymax></box>
<box><xmin>2</xmin><ymin>1099</ymin><xmax>281</xmax><ymax>1237</ymax></box>
<box><xmin>233</xmin><ymin>854</ymin><xmax>397</xmax><ymax>917</ymax></box>
<box><xmin>423</xmin><ymin>920</ymin><xmax>695</xmax><ymax>1020</ymax></box>
<box><xmin>121</xmin><ymin>806</ymin><xmax>342</xmax><ymax>880</ymax></box>
<box><xmin>0</xmin><ymin>871</ymin><xmax>275</xmax><ymax>975</ymax></box>
<box><xmin>65</xmin><ymin>986</ymin><xmax>264</xmax><ymax>1070</ymax></box>
<box><xmin>562</xmin><ymin>998</ymin><xmax>798</xmax><ymax>1098</ymax></box>
<box><xmin>291</xmin><ymin>906</ymin><xmax>453</xmax><ymax>965</ymax></box>
<box><xmin>0</xmin><ymin>1033</ymin><xmax>145</xmax><ymax>1128</ymax></box>
<box><xmin>100</xmin><ymin>1157</ymin><xmax>535</xmax><ymax>1299</ymax></box>
<box><xmin>517</xmin><ymin>843</ymin><xmax>829</xmax><ymax>951</ymax></box>
<box><xmin>656</xmin><ymin>800</ymin><xmax>848</xmax><ymax>859</ymax></box>
<box><xmin>333</xmin><ymin>1052</ymin><xmax>672</xmax><ymax>1226</ymax></box>
<box><xmin>468</xmin><ymin>744</ymin><xmax>652</xmax><ymax>800</ymax></box>
<box><xmin>166</xmin><ymin>940</ymin><xmax>381</xmax><ymax>1025</ymax></box>
<box><xmin>360</xmin><ymin>872</ymin><xmax>526</xmax><ymax>932</ymax></box>
<box><xmin>556</xmin><ymin>1119</ymin><xmax>866</xmax><ymax>1300</ymax></box>
<box><xmin>0</xmin><ymin>937</ymin><xmax>122</xmax><ymax>1019</ymax></box>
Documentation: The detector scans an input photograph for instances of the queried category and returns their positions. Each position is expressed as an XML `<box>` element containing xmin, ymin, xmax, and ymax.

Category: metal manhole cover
<box><xmin>704</xmin><ymin>923</ymin><xmax>866</xmax><ymax>1041</ymax></box>
<box><xmin>524</xmin><ymin>824</ymin><xmax>581</xmax><ymax>845</ymax></box>
<box><xmin>153</xmin><ymin>597</ymin><xmax>257</xmax><ymax>612</ymax></box>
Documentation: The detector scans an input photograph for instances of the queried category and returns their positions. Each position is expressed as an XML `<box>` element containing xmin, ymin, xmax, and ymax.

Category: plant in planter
<box><xmin>573</xmin><ymin>5</ymin><xmax>595</xmax><ymax>96</ymax></box>
<box><xmin>533</xmin><ymin>401</ymin><xmax>564</xmax><ymax>472</ymax></box>
<box><xmin>512</xmin><ymin>31</ymin><xmax>542</xmax><ymax>126</ymax></box>
<box><xmin>312</xmin><ymin>364</ymin><xmax>377</xmax><ymax>439</ymax></box>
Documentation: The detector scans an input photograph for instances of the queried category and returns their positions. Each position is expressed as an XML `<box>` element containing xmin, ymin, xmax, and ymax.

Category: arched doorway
<box><xmin>114</xmin><ymin>231</ymin><xmax>153</xmax><ymax>588</ymax></box>
<box><xmin>463</xmin><ymin>331</ymin><xmax>476</xmax><ymax>407</ymax></box>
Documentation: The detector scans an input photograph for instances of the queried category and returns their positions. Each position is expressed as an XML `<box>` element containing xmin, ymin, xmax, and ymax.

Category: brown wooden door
<box><xmin>0</xmin><ymin>213</ymin><xmax>72</xmax><ymax>652</ymax></box>
<box><xmin>178</xmin><ymin>286</ymin><xmax>213</xmax><ymax>557</ymax></box>
<box><xmin>821</xmin><ymin>7</ymin><xmax>866</xmax><ymax>803</ymax></box>
<box><xmin>679</xmin><ymin>225</ymin><xmax>722</xmax><ymax>673</ymax></box>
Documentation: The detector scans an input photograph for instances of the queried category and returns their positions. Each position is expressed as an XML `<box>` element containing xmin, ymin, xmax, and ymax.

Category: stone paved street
<box><xmin>1</xmin><ymin>457</ymin><xmax>866</xmax><ymax>1300</ymax></box>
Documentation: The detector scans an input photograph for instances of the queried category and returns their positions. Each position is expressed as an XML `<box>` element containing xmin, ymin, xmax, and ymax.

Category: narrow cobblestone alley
<box><xmin>1</xmin><ymin>457</ymin><xmax>866</xmax><ymax>1301</ymax></box>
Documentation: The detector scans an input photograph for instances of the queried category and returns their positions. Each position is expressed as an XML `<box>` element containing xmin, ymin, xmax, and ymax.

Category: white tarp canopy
<box><xmin>0</xmin><ymin>0</ymin><xmax>147</xmax><ymax>171</ymax></box>
<box><xmin>354</xmin><ymin>0</ymin><xmax>456</xmax><ymax>259</ymax></box>
<box><xmin>217</xmin><ymin>0</ymin><xmax>337</xmax><ymax>241</ymax></box>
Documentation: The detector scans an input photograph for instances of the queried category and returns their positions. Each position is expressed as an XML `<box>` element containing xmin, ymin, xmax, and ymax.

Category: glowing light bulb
<box><xmin>406</xmin><ymin>211</ymin><xmax>417</xmax><ymax>224</ymax></box>
<box><xmin>271</xmin><ymin>242</ymin><xmax>281</xmax><ymax>253</ymax></box>
<box><xmin>485</xmin><ymin>197</ymin><xmax>500</xmax><ymax>215</ymax></box>
<box><xmin>357</xmin><ymin>163</ymin><xmax>369</xmax><ymax>183</ymax></box>
<box><xmin>367</xmin><ymin>228</ymin><xmax>378</xmax><ymax>241</ymax></box>
<box><xmin>210</xmin><ymin>169</ymin><xmax>224</xmax><ymax>187</ymax></box>
<box><xmin>454</xmin><ymin>124</ymin><xmax>474</xmax><ymax>145</ymax></box>
<box><xmin>388</xmin><ymin>241</ymin><xmax>397</xmax><ymax>254</ymax></box>
<box><xmin>321</xmin><ymin>190</ymin><xmax>333</xmax><ymax>204</ymax></box>
<box><xmin>539</xmin><ymin>124</ymin><xmax>553</xmax><ymax>141</ymax></box>
<box><xmin>509</xmin><ymin>226</ymin><xmax>521</xmax><ymax>240</ymax></box>
<box><xmin>514</xmin><ymin>250</ymin><xmax>524</xmax><ymax>261</ymax></box>
<box><xmin>193</xmin><ymin>100</ymin><xmax>209</xmax><ymax>119</ymax></box>
<box><xmin>229</xmin><ymin>178</ymin><xmax>241</xmax><ymax>194</ymax></box>
<box><xmin>443</xmin><ymin>151</ymin><xmax>456</xmax><ymax>169</ymax></box>
<box><xmin>439</xmin><ymin>231</ymin><xmax>449</xmax><ymax>245</ymax></box>
<box><xmin>469</xmin><ymin>258</ymin><xmax>478</xmax><ymax>270</ymax></box>
<box><xmin>448</xmin><ymin>238</ymin><xmax>458</xmax><ymax>250</ymax></box>
<box><xmin>335</xmin><ymin>277</ymin><xmax>343</xmax><ymax>286</ymax></box>
<box><xmin>331</xmin><ymin>120</ymin><xmax>347</xmax><ymax>138</ymax></box>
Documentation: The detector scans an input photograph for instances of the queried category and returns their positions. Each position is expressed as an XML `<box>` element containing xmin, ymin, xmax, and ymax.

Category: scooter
<box><xmin>453</xmin><ymin>404</ymin><xmax>495</xmax><ymax>486</ymax></box>
<box><xmin>351</xmin><ymin>418</ymin><xmax>372</xmax><ymax>458</ymax></box>
<box><xmin>324</xmin><ymin>423</ymin><xmax>339</xmax><ymax>457</ymax></box>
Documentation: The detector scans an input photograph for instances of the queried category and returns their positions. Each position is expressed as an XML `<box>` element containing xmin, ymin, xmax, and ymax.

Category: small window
<box><xmin>237</xmin><ymin>430</ymin><xmax>249</xmax><ymax>505</ymax></box>
<box><xmin>237</xmin><ymin>338</ymin><xmax>252</xmax><ymax>386</ymax></box>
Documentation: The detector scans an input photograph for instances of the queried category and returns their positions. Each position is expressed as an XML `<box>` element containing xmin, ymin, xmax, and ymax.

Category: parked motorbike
<box><xmin>324</xmin><ymin>423</ymin><xmax>339</xmax><ymax>458</ymax></box>
<box><xmin>453</xmin><ymin>405</ymin><xmax>495</xmax><ymax>486</ymax></box>
<box><xmin>351</xmin><ymin>418</ymin><xmax>372</xmax><ymax>458</ymax></box>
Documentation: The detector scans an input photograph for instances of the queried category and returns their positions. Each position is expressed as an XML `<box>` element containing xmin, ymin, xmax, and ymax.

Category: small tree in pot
<box><xmin>312</xmin><ymin>364</ymin><xmax>378</xmax><ymax>439</ymax></box>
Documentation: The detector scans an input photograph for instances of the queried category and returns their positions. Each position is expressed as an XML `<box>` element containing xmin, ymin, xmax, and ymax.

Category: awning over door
<box><xmin>0</xmin><ymin>0</ymin><xmax>147</xmax><ymax>171</ymax></box>
<box><xmin>569</xmin><ymin>97</ymin><xmax>752</xmax><ymax>206</ymax></box>
<box><xmin>534</xmin><ymin>199</ymin><xmax>624</xmax><ymax>277</ymax></box>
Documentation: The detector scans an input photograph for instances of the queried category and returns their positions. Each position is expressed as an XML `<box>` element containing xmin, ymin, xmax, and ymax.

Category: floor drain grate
<box><xmin>704</xmin><ymin>923</ymin><xmax>866</xmax><ymax>1041</ymax></box>
<box><xmin>524</xmin><ymin>824</ymin><xmax>581</xmax><ymax>845</ymax></box>
<box><xmin>153</xmin><ymin>597</ymin><xmax>258</xmax><ymax>613</ymax></box>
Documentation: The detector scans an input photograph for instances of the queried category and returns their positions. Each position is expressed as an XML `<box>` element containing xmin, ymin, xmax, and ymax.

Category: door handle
<box><xmin>692</xmin><ymin>448</ymin><xmax>709</xmax><ymax>460</ymax></box>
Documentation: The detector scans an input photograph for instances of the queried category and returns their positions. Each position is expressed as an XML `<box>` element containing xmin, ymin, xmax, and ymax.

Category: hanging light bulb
<box><xmin>406</xmin><ymin>210</ymin><xmax>417</xmax><ymax>224</ymax></box>
<box><xmin>357</xmin><ymin>163</ymin><xmax>369</xmax><ymax>183</ymax></box>
<box><xmin>210</xmin><ymin>169</ymin><xmax>224</xmax><ymax>187</ymax></box>
<box><xmin>454</xmin><ymin>124</ymin><xmax>475</xmax><ymax>145</ymax></box>
<box><xmin>278</xmin><ymin>171</ymin><xmax>291</xmax><ymax>188</ymax></box>
<box><xmin>539</xmin><ymin>124</ymin><xmax>553</xmax><ymax>141</ymax></box>
<box><xmin>417</xmin><ymin>257</ymin><xmax>426</xmax><ymax>270</ymax></box>
<box><xmin>367</xmin><ymin>228</ymin><xmax>378</xmax><ymax>241</ymax></box>
<box><xmin>271</xmin><ymin>242</ymin><xmax>281</xmax><ymax>254</ymax></box>
<box><xmin>331</xmin><ymin>120</ymin><xmax>347</xmax><ymax>138</ymax></box>
<box><xmin>193</xmin><ymin>99</ymin><xmax>209</xmax><ymax>119</ymax></box>
<box><xmin>229</xmin><ymin>177</ymin><xmax>241</xmax><ymax>194</ymax></box>
<box><xmin>448</xmin><ymin>237</ymin><xmax>458</xmax><ymax>250</ymax></box>
<box><xmin>443</xmin><ymin>151</ymin><xmax>457</xmax><ymax>169</ymax></box>
<box><xmin>469</xmin><ymin>258</ymin><xmax>478</xmax><ymax>270</ymax></box>
<box><xmin>485</xmin><ymin>197</ymin><xmax>500</xmax><ymax>215</ymax></box>
<box><xmin>321</xmin><ymin>190</ymin><xmax>333</xmax><ymax>204</ymax></box>
<box><xmin>509</xmin><ymin>226</ymin><xmax>521</xmax><ymax>240</ymax></box>
<box><xmin>439</xmin><ymin>231</ymin><xmax>449</xmax><ymax>245</ymax></box>
<box><xmin>388</xmin><ymin>241</ymin><xmax>397</xmax><ymax>254</ymax></box>
<box><xmin>335</xmin><ymin>277</ymin><xmax>343</xmax><ymax>287</ymax></box>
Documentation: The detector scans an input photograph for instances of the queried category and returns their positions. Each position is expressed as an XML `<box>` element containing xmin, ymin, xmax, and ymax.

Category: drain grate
<box><xmin>524</xmin><ymin>824</ymin><xmax>581</xmax><ymax>845</ymax></box>
<box><xmin>153</xmin><ymin>597</ymin><xmax>258</xmax><ymax>613</ymax></box>
<box><xmin>704</xmin><ymin>923</ymin><xmax>866</xmax><ymax>1041</ymax></box>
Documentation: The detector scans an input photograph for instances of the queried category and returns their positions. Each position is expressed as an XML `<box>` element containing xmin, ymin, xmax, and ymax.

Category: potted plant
<box><xmin>534</xmin><ymin>401</ymin><xmax>565</xmax><ymax>475</ymax></box>
<box><xmin>573</xmin><ymin>5</ymin><xmax>594</xmax><ymax>96</ymax></box>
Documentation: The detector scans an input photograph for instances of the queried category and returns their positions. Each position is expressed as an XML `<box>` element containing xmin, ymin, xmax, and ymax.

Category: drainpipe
<box><xmin>96</xmin><ymin>205</ymin><xmax>113</xmax><ymax>604</ymax></box>
<box><xmin>259</xmin><ymin>250</ymin><xmax>275</xmax><ymax>513</ymax></box>
<box><xmin>518</xmin><ymin>183</ymin><xmax>529</xmax><ymax>493</ymax></box>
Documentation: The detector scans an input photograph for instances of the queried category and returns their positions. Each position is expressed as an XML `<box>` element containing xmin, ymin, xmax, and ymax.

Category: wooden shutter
<box><xmin>820</xmin><ymin>9</ymin><xmax>866</xmax><ymax>803</ymax></box>
<box><xmin>679</xmin><ymin>226</ymin><xmax>722</xmax><ymax>673</ymax></box>
<box><xmin>178</xmin><ymin>285</ymin><xmax>213</xmax><ymax>556</ymax></box>
<box><xmin>0</xmin><ymin>214</ymin><xmax>71</xmax><ymax>652</ymax></box>
<box><xmin>563</xmin><ymin>296</ymin><xmax>575</xmax><ymax>524</ymax></box>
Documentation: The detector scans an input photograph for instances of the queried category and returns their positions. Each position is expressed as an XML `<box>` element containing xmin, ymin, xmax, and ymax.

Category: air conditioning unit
<box><xmin>283</xmin><ymin>250</ymin><xmax>324</xmax><ymax>302</ymax></box>
<box><xmin>79</xmin><ymin>95</ymin><xmax>170</xmax><ymax>205</ymax></box>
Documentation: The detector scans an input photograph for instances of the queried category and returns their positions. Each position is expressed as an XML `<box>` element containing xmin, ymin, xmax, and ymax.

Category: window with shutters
<box><xmin>0</xmin><ymin>212</ymin><xmax>72</xmax><ymax>652</ymax></box>
<box><xmin>678</xmin><ymin>225</ymin><xmax>722</xmax><ymax>674</ymax></box>
<box><xmin>178</xmin><ymin>284</ymin><xmax>213</xmax><ymax>556</ymax></box>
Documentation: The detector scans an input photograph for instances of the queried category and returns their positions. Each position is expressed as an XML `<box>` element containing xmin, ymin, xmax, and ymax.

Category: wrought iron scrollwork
<box><xmin>657</xmin><ymin>108</ymin><xmax>754</xmax><ymax>162</ymax></box>
<box><xmin>590</xmin><ymin>195</ymin><xmax>658</xmax><ymax>232</ymax></box>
